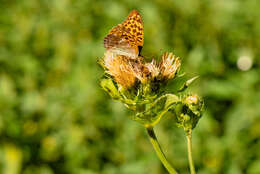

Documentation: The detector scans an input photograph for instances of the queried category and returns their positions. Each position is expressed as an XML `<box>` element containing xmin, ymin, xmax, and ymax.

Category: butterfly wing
<box><xmin>104</xmin><ymin>10</ymin><xmax>144</xmax><ymax>59</ymax></box>
<box><xmin>122</xmin><ymin>10</ymin><xmax>144</xmax><ymax>48</ymax></box>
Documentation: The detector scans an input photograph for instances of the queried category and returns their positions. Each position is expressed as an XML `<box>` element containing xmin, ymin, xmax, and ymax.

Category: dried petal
<box><xmin>145</xmin><ymin>59</ymin><xmax>160</xmax><ymax>78</ymax></box>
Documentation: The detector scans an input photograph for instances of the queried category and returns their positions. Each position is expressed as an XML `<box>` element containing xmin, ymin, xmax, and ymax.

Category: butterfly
<box><xmin>104</xmin><ymin>10</ymin><xmax>144</xmax><ymax>59</ymax></box>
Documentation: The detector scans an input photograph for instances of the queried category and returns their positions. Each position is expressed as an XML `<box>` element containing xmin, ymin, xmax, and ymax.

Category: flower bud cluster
<box><xmin>171</xmin><ymin>94</ymin><xmax>204</xmax><ymax>134</ymax></box>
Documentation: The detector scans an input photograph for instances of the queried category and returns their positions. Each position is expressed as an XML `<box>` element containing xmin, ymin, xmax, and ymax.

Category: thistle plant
<box><xmin>100</xmin><ymin>10</ymin><xmax>204</xmax><ymax>174</ymax></box>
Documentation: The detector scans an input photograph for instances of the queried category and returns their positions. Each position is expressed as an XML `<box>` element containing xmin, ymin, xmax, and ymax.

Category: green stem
<box><xmin>146</xmin><ymin>127</ymin><xmax>178</xmax><ymax>174</ymax></box>
<box><xmin>186</xmin><ymin>133</ymin><xmax>196</xmax><ymax>174</ymax></box>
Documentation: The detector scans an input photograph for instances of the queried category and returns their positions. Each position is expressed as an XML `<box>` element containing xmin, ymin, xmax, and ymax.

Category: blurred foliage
<box><xmin>0</xmin><ymin>0</ymin><xmax>260</xmax><ymax>174</ymax></box>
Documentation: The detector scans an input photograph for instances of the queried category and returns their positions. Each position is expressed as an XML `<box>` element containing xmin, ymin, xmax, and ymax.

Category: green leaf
<box><xmin>132</xmin><ymin>94</ymin><xmax>180</xmax><ymax>127</ymax></box>
<box><xmin>177</xmin><ymin>76</ymin><xmax>199</xmax><ymax>92</ymax></box>
<box><xmin>100</xmin><ymin>78</ymin><xmax>121</xmax><ymax>99</ymax></box>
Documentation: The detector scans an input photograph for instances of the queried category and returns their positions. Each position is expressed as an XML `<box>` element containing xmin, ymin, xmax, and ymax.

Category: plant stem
<box><xmin>146</xmin><ymin>127</ymin><xmax>178</xmax><ymax>174</ymax></box>
<box><xmin>186</xmin><ymin>133</ymin><xmax>196</xmax><ymax>174</ymax></box>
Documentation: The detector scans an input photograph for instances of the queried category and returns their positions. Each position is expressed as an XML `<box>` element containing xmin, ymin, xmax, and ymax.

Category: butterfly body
<box><xmin>104</xmin><ymin>10</ymin><xmax>144</xmax><ymax>59</ymax></box>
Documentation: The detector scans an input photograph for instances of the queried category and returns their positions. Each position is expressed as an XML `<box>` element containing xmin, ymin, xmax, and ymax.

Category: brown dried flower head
<box><xmin>159</xmin><ymin>52</ymin><xmax>181</xmax><ymax>80</ymax></box>
<box><xmin>103</xmin><ymin>51</ymin><xmax>137</xmax><ymax>89</ymax></box>
<box><xmin>103</xmin><ymin>51</ymin><xmax>181</xmax><ymax>89</ymax></box>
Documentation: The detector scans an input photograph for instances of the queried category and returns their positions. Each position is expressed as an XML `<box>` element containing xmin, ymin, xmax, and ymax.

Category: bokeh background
<box><xmin>0</xmin><ymin>0</ymin><xmax>260</xmax><ymax>174</ymax></box>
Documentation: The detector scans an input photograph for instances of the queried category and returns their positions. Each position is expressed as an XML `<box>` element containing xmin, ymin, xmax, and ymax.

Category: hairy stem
<box><xmin>186</xmin><ymin>133</ymin><xmax>196</xmax><ymax>174</ymax></box>
<box><xmin>146</xmin><ymin>127</ymin><xmax>178</xmax><ymax>174</ymax></box>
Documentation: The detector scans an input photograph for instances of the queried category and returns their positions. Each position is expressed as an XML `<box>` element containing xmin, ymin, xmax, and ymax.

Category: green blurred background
<box><xmin>0</xmin><ymin>0</ymin><xmax>260</xmax><ymax>174</ymax></box>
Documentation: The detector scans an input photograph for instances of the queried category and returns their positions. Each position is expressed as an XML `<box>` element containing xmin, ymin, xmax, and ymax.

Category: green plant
<box><xmin>100</xmin><ymin>50</ymin><xmax>204</xmax><ymax>173</ymax></box>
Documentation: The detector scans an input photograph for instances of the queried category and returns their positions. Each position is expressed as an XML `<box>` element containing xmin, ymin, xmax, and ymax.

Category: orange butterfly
<box><xmin>104</xmin><ymin>10</ymin><xmax>144</xmax><ymax>59</ymax></box>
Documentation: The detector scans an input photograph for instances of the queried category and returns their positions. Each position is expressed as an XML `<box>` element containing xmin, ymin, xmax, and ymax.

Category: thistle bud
<box><xmin>171</xmin><ymin>94</ymin><xmax>204</xmax><ymax>134</ymax></box>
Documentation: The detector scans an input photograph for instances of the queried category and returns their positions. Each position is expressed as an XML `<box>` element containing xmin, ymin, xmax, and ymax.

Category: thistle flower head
<box><xmin>103</xmin><ymin>51</ymin><xmax>181</xmax><ymax>90</ymax></box>
<box><xmin>159</xmin><ymin>52</ymin><xmax>181</xmax><ymax>80</ymax></box>
<box><xmin>103</xmin><ymin>51</ymin><xmax>137</xmax><ymax>89</ymax></box>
